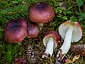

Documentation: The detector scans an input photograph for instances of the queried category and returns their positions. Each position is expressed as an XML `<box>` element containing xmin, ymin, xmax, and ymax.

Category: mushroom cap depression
<box><xmin>4</xmin><ymin>18</ymin><xmax>27</xmax><ymax>43</ymax></box>
<box><xmin>43</xmin><ymin>30</ymin><xmax>60</xmax><ymax>48</ymax></box>
<box><xmin>27</xmin><ymin>22</ymin><xmax>40</xmax><ymax>39</ymax></box>
<box><xmin>29</xmin><ymin>2</ymin><xmax>55</xmax><ymax>23</ymax></box>
<box><xmin>58</xmin><ymin>20</ymin><xmax>83</xmax><ymax>42</ymax></box>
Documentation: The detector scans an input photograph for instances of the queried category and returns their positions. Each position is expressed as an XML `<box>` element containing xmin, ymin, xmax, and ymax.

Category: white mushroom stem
<box><xmin>37</xmin><ymin>23</ymin><xmax>43</xmax><ymax>30</ymax></box>
<box><xmin>60</xmin><ymin>27</ymin><xmax>73</xmax><ymax>54</ymax></box>
<box><xmin>42</xmin><ymin>37</ymin><xmax>54</xmax><ymax>58</ymax></box>
<box><xmin>45</xmin><ymin>37</ymin><xmax>54</xmax><ymax>56</ymax></box>
<box><xmin>17</xmin><ymin>42</ymin><xmax>22</xmax><ymax>46</ymax></box>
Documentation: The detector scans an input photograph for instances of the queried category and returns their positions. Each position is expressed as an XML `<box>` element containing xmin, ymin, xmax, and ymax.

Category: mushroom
<box><xmin>56</xmin><ymin>20</ymin><xmax>83</xmax><ymax>61</ymax></box>
<box><xmin>42</xmin><ymin>30</ymin><xmax>60</xmax><ymax>59</ymax></box>
<box><xmin>27</xmin><ymin>22</ymin><xmax>40</xmax><ymax>39</ymax></box>
<box><xmin>4</xmin><ymin>18</ymin><xmax>27</xmax><ymax>43</ymax></box>
<box><xmin>29</xmin><ymin>2</ymin><xmax>55</xmax><ymax>29</ymax></box>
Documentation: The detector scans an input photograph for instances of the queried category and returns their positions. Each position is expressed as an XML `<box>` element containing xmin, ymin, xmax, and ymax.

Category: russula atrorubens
<box><xmin>42</xmin><ymin>30</ymin><xmax>60</xmax><ymax>59</ymax></box>
<box><xmin>29</xmin><ymin>2</ymin><xmax>55</xmax><ymax>29</ymax></box>
<box><xmin>4</xmin><ymin>18</ymin><xmax>27</xmax><ymax>43</ymax></box>
<box><xmin>27</xmin><ymin>22</ymin><xmax>40</xmax><ymax>39</ymax></box>
<box><xmin>56</xmin><ymin>20</ymin><xmax>83</xmax><ymax>61</ymax></box>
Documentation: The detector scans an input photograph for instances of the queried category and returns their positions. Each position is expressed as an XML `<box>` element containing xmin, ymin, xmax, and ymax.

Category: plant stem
<box><xmin>78</xmin><ymin>6</ymin><xmax>81</xmax><ymax>15</ymax></box>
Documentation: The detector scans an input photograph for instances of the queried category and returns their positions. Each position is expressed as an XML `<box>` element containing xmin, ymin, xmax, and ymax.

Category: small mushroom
<box><xmin>56</xmin><ymin>20</ymin><xmax>83</xmax><ymax>61</ymax></box>
<box><xmin>4</xmin><ymin>18</ymin><xmax>27</xmax><ymax>43</ymax></box>
<box><xmin>27</xmin><ymin>22</ymin><xmax>40</xmax><ymax>39</ymax></box>
<box><xmin>29</xmin><ymin>2</ymin><xmax>55</xmax><ymax>29</ymax></box>
<box><xmin>42</xmin><ymin>30</ymin><xmax>60</xmax><ymax>59</ymax></box>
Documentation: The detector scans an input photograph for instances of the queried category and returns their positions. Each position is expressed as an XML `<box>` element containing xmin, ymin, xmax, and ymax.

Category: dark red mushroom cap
<box><xmin>43</xmin><ymin>30</ymin><xmax>60</xmax><ymax>48</ymax></box>
<box><xmin>27</xmin><ymin>22</ymin><xmax>40</xmax><ymax>39</ymax></box>
<box><xmin>4</xmin><ymin>18</ymin><xmax>27</xmax><ymax>43</ymax></box>
<box><xmin>29</xmin><ymin>2</ymin><xmax>55</xmax><ymax>23</ymax></box>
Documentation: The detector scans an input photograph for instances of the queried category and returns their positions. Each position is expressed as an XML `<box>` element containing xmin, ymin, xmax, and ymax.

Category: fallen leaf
<box><xmin>65</xmin><ymin>59</ymin><xmax>72</xmax><ymax>62</ymax></box>
<box><xmin>73</xmin><ymin>55</ymin><xmax>80</xmax><ymax>62</ymax></box>
<box><xmin>65</xmin><ymin>59</ymin><xmax>73</xmax><ymax>64</ymax></box>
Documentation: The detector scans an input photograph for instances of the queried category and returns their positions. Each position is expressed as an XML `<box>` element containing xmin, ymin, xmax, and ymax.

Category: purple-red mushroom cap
<box><xmin>29</xmin><ymin>2</ymin><xmax>55</xmax><ymax>23</ymax></box>
<box><xmin>43</xmin><ymin>30</ymin><xmax>60</xmax><ymax>49</ymax></box>
<box><xmin>4</xmin><ymin>18</ymin><xmax>27</xmax><ymax>43</ymax></box>
<box><xmin>27</xmin><ymin>22</ymin><xmax>40</xmax><ymax>39</ymax></box>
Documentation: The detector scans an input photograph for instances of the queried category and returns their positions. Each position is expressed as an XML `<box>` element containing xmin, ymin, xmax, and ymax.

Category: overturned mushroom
<box><xmin>42</xmin><ymin>30</ymin><xmax>60</xmax><ymax>59</ymax></box>
<box><xmin>56</xmin><ymin>20</ymin><xmax>83</xmax><ymax>61</ymax></box>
